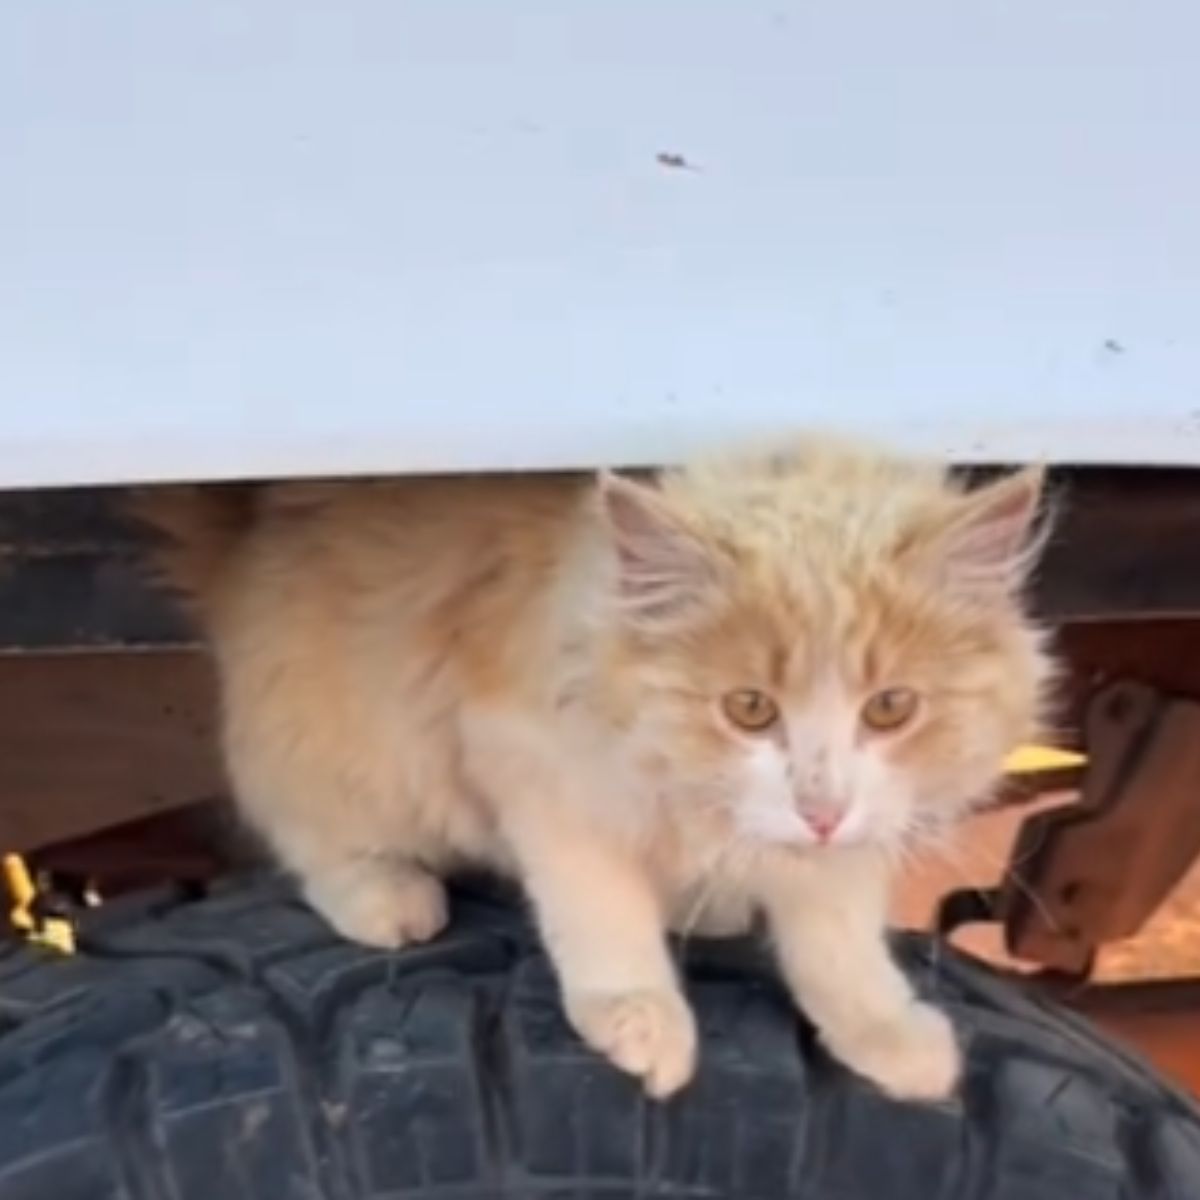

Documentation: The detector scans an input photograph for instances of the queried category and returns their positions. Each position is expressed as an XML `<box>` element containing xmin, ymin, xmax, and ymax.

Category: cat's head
<box><xmin>596</xmin><ymin>439</ymin><xmax>1054</xmax><ymax>854</ymax></box>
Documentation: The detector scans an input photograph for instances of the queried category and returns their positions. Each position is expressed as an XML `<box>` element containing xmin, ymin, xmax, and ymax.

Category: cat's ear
<box><xmin>928</xmin><ymin>466</ymin><xmax>1049</xmax><ymax>602</ymax></box>
<box><xmin>598</xmin><ymin>472</ymin><xmax>716</xmax><ymax>624</ymax></box>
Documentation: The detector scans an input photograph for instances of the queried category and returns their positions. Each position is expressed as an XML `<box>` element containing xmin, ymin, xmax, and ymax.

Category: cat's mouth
<box><xmin>735</xmin><ymin>804</ymin><xmax>856</xmax><ymax>849</ymax></box>
<box><xmin>734</xmin><ymin>798</ymin><xmax>893</xmax><ymax>852</ymax></box>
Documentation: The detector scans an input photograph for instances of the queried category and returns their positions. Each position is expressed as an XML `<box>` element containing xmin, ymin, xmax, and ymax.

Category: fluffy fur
<box><xmin>137</xmin><ymin>437</ymin><xmax>1053</xmax><ymax>1101</ymax></box>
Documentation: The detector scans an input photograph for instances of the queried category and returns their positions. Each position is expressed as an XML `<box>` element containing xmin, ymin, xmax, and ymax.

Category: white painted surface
<box><xmin>1</xmin><ymin>2</ymin><xmax>1198</xmax><ymax>487</ymax></box>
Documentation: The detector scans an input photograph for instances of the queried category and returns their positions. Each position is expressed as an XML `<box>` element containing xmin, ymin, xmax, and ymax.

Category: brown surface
<box><xmin>0</xmin><ymin>650</ymin><xmax>224</xmax><ymax>852</ymax></box>
<box><xmin>894</xmin><ymin>798</ymin><xmax>1200</xmax><ymax>1093</ymax></box>
<box><xmin>1075</xmin><ymin>985</ymin><xmax>1200</xmax><ymax>1094</ymax></box>
<box><xmin>893</xmin><ymin>795</ymin><xmax>1200</xmax><ymax>982</ymax></box>
<box><xmin>1089</xmin><ymin>1007</ymin><xmax>1200</xmax><ymax>1093</ymax></box>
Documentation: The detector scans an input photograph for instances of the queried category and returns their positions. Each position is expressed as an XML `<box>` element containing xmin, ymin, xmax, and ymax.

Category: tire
<box><xmin>0</xmin><ymin>876</ymin><xmax>1196</xmax><ymax>1199</ymax></box>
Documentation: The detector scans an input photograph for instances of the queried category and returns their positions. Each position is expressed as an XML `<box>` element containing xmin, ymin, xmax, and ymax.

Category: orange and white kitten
<box><xmin>141</xmin><ymin>438</ymin><xmax>1052</xmax><ymax>1102</ymax></box>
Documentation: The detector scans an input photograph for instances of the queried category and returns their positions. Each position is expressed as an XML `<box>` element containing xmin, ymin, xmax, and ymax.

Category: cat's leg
<box><xmin>466</xmin><ymin>714</ymin><xmax>696</xmax><ymax>1098</ymax></box>
<box><xmin>249</xmin><ymin>812</ymin><xmax>448</xmax><ymax>950</ymax></box>
<box><xmin>522</xmin><ymin>819</ymin><xmax>696</xmax><ymax>1098</ymax></box>
<box><xmin>222</xmin><ymin>704</ymin><xmax>450</xmax><ymax>949</ymax></box>
<box><xmin>517</xmin><ymin>818</ymin><xmax>697</xmax><ymax>1098</ymax></box>
<box><xmin>758</xmin><ymin>848</ymin><xmax>960</xmax><ymax>1102</ymax></box>
<box><xmin>293</xmin><ymin>842</ymin><xmax>448</xmax><ymax>950</ymax></box>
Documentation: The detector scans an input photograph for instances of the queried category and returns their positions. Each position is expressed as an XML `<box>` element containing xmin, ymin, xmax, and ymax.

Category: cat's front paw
<box><xmin>827</xmin><ymin>1002</ymin><xmax>961</xmax><ymax>1102</ymax></box>
<box><xmin>567</xmin><ymin>986</ymin><xmax>698</xmax><ymax>1099</ymax></box>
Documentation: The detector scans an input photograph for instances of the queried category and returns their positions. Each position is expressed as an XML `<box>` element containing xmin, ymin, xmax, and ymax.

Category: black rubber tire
<box><xmin>0</xmin><ymin>876</ymin><xmax>1197</xmax><ymax>1199</ymax></box>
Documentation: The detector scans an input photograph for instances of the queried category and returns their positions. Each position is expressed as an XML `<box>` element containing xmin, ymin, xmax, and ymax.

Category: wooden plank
<box><xmin>0</xmin><ymin>650</ymin><xmax>223</xmax><ymax>852</ymax></box>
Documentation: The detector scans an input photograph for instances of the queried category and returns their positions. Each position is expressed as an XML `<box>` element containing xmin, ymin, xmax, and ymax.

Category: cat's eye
<box><xmin>721</xmin><ymin>689</ymin><xmax>780</xmax><ymax>733</ymax></box>
<box><xmin>861</xmin><ymin>687</ymin><xmax>920</xmax><ymax>733</ymax></box>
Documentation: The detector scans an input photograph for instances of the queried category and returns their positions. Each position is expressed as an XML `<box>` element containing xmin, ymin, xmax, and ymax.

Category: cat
<box><xmin>136</xmin><ymin>436</ymin><xmax>1053</xmax><ymax>1102</ymax></box>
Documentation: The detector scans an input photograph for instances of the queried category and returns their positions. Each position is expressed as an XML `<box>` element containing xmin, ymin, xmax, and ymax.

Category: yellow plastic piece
<box><xmin>3</xmin><ymin>853</ymin><xmax>75</xmax><ymax>955</ymax></box>
<box><xmin>1003</xmin><ymin>744</ymin><xmax>1087</xmax><ymax>775</ymax></box>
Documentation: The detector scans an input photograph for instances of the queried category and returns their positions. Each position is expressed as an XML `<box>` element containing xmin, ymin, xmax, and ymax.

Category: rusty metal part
<box><xmin>941</xmin><ymin>680</ymin><xmax>1200</xmax><ymax>977</ymax></box>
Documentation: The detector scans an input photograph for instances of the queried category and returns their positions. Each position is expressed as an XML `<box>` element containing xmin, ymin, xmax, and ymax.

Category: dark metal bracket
<box><xmin>939</xmin><ymin>680</ymin><xmax>1200</xmax><ymax>979</ymax></box>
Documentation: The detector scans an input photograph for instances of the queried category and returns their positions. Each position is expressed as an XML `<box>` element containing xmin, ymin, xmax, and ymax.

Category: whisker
<box><xmin>921</xmin><ymin>829</ymin><xmax>1063</xmax><ymax>938</ymax></box>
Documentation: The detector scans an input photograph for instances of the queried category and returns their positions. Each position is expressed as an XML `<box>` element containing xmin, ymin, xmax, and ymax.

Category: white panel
<box><xmin>1</xmin><ymin>1</ymin><xmax>1197</xmax><ymax>486</ymax></box>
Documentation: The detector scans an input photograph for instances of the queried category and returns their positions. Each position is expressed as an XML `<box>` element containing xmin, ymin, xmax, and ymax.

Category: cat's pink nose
<box><xmin>800</xmin><ymin>809</ymin><xmax>843</xmax><ymax>843</ymax></box>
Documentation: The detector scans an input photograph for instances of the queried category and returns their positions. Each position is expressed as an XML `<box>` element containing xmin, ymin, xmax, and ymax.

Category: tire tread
<box><xmin>0</xmin><ymin>876</ymin><xmax>1195</xmax><ymax>1198</ymax></box>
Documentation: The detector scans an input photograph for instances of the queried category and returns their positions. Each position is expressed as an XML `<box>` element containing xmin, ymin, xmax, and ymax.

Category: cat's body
<box><xmin>141</xmin><ymin>439</ymin><xmax>1051</xmax><ymax>1101</ymax></box>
